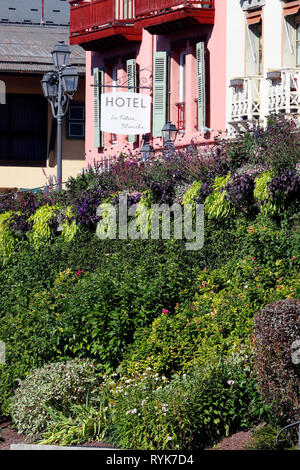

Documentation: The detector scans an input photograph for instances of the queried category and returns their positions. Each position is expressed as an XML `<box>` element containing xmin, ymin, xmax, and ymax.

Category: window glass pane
<box><xmin>69</xmin><ymin>106</ymin><xmax>84</xmax><ymax>121</ymax></box>
<box><xmin>69</xmin><ymin>123</ymin><xmax>84</xmax><ymax>138</ymax></box>
<box><xmin>297</xmin><ymin>42</ymin><xmax>300</xmax><ymax>66</ymax></box>
<box><xmin>297</xmin><ymin>23</ymin><xmax>300</xmax><ymax>41</ymax></box>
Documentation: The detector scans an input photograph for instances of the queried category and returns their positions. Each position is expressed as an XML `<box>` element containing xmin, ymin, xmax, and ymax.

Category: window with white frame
<box><xmin>296</xmin><ymin>17</ymin><xmax>300</xmax><ymax>66</ymax></box>
<box><xmin>246</xmin><ymin>22</ymin><xmax>263</xmax><ymax>75</ymax></box>
<box><xmin>282</xmin><ymin>5</ymin><xmax>300</xmax><ymax>68</ymax></box>
<box><xmin>178</xmin><ymin>51</ymin><xmax>186</xmax><ymax>132</ymax></box>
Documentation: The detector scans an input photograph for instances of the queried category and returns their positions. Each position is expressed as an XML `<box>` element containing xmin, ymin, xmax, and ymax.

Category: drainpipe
<box><xmin>41</xmin><ymin>0</ymin><xmax>44</xmax><ymax>25</ymax></box>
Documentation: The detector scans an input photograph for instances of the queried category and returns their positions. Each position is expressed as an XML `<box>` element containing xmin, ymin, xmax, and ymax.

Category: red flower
<box><xmin>76</xmin><ymin>270</ymin><xmax>82</xmax><ymax>277</ymax></box>
<box><xmin>162</xmin><ymin>309</ymin><xmax>169</xmax><ymax>315</ymax></box>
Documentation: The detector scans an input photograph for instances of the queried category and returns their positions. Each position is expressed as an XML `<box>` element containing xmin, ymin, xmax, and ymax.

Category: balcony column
<box><xmin>285</xmin><ymin>71</ymin><xmax>291</xmax><ymax>115</ymax></box>
<box><xmin>260</xmin><ymin>76</ymin><xmax>269</xmax><ymax>127</ymax></box>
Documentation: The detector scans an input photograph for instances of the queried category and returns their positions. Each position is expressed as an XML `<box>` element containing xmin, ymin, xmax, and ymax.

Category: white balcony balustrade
<box><xmin>228</xmin><ymin>69</ymin><xmax>300</xmax><ymax>136</ymax></box>
<box><xmin>229</xmin><ymin>75</ymin><xmax>263</xmax><ymax>133</ymax></box>
<box><xmin>267</xmin><ymin>68</ymin><xmax>300</xmax><ymax>117</ymax></box>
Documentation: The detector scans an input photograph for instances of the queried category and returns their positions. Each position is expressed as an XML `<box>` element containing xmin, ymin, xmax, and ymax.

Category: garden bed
<box><xmin>0</xmin><ymin>421</ymin><xmax>254</xmax><ymax>451</ymax></box>
<box><xmin>0</xmin><ymin>422</ymin><xmax>116</xmax><ymax>450</ymax></box>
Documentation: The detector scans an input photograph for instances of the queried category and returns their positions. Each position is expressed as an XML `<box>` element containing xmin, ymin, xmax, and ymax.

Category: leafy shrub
<box><xmin>204</xmin><ymin>174</ymin><xmax>232</xmax><ymax>219</ymax></box>
<box><xmin>181</xmin><ymin>181</ymin><xmax>206</xmax><ymax>205</ymax></box>
<box><xmin>254</xmin><ymin>299</ymin><xmax>300</xmax><ymax>426</ymax></box>
<box><xmin>108</xmin><ymin>357</ymin><xmax>265</xmax><ymax>450</ymax></box>
<box><xmin>0</xmin><ymin>212</ymin><xmax>15</xmax><ymax>261</ymax></box>
<box><xmin>11</xmin><ymin>360</ymin><xmax>98</xmax><ymax>438</ymax></box>
<box><xmin>27</xmin><ymin>204</ymin><xmax>59</xmax><ymax>249</ymax></box>
<box><xmin>122</xmin><ymin>252</ymin><xmax>299</xmax><ymax>376</ymax></box>
<box><xmin>252</xmin><ymin>117</ymin><xmax>300</xmax><ymax>173</ymax></box>
<box><xmin>71</xmin><ymin>187</ymin><xmax>105</xmax><ymax>229</ymax></box>
<box><xmin>226</xmin><ymin>173</ymin><xmax>256</xmax><ymax>215</ymax></box>
<box><xmin>245</xmin><ymin>425</ymin><xmax>286</xmax><ymax>450</ymax></box>
<box><xmin>268</xmin><ymin>169</ymin><xmax>300</xmax><ymax>213</ymax></box>
<box><xmin>59</xmin><ymin>206</ymin><xmax>78</xmax><ymax>242</ymax></box>
<box><xmin>39</xmin><ymin>401</ymin><xmax>109</xmax><ymax>446</ymax></box>
<box><xmin>253</xmin><ymin>170</ymin><xmax>277</xmax><ymax>215</ymax></box>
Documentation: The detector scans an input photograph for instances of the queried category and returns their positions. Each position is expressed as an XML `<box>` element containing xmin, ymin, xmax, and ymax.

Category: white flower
<box><xmin>227</xmin><ymin>380</ymin><xmax>235</xmax><ymax>386</ymax></box>
<box><xmin>244</xmin><ymin>285</ymin><xmax>248</xmax><ymax>289</ymax></box>
<box><xmin>126</xmin><ymin>408</ymin><xmax>138</xmax><ymax>415</ymax></box>
<box><xmin>167</xmin><ymin>436</ymin><xmax>172</xmax><ymax>441</ymax></box>
<box><xmin>141</xmin><ymin>400</ymin><xmax>146</xmax><ymax>406</ymax></box>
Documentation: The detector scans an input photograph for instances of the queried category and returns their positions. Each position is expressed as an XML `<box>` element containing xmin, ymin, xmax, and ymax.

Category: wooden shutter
<box><xmin>196</xmin><ymin>42</ymin><xmax>206</xmax><ymax>130</ymax></box>
<box><xmin>93</xmin><ymin>67</ymin><xmax>104</xmax><ymax>148</ymax></box>
<box><xmin>152</xmin><ymin>51</ymin><xmax>169</xmax><ymax>138</ymax></box>
<box><xmin>127</xmin><ymin>58</ymin><xmax>137</xmax><ymax>143</ymax></box>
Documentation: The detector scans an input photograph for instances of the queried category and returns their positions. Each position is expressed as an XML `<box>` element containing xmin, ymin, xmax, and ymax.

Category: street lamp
<box><xmin>41</xmin><ymin>41</ymin><xmax>79</xmax><ymax>191</ymax></box>
<box><xmin>140</xmin><ymin>135</ymin><xmax>155</xmax><ymax>162</ymax></box>
<box><xmin>162</xmin><ymin>121</ymin><xmax>178</xmax><ymax>151</ymax></box>
<box><xmin>52</xmin><ymin>41</ymin><xmax>71</xmax><ymax>69</ymax></box>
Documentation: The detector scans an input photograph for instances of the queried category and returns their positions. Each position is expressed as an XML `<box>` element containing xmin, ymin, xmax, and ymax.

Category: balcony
<box><xmin>135</xmin><ymin>0</ymin><xmax>215</xmax><ymax>35</ymax></box>
<box><xmin>229</xmin><ymin>75</ymin><xmax>263</xmax><ymax>134</ymax></box>
<box><xmin>267</xmin><ymin>68</ymin><xmax>300</xmax><ymax>118</ymax></box>
<box><xmin>69</xmin><ymin>0</ymin><xmax>142</xmax><ymax>51</ymax></box>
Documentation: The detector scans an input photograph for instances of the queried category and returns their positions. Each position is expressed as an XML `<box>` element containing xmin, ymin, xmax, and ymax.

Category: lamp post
<box><xmin>162</xmin><ymin>121</ymin><xmax>178</xmax><ymax>153</ymax></box>
<box><xmin>41</xmin><ymin>41</ymin><xmax>79</xmax><ymax>191</ymax></box>
<box><xmin>140</xmin><ymin>134</ymin><xmax>155</xmax><ymax>162</ymax></box>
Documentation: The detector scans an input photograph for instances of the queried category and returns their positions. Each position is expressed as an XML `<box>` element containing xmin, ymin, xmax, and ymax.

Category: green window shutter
<box><xmin>152</xmin><ymin>51</ymin><xmax>169</xmax><ymax>138</ymax></box>
<box><xmin>127</xmin><ymin>58</ymin><xmax>137</xmax><ymax>143</ymax></box>
<box><xmin>93</xmin><ymin>67</ymin><xmax>104</xmax><ymax>148</ymax></box>
<box><xmin>196</xmin><ymin>42</ymin><xmax>206</xmax><ymax>130</ymax></box>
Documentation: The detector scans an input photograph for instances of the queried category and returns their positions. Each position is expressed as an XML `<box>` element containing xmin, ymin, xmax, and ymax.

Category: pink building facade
<box><xmin>70</xmin><ymin>0</ymin><xmax>227</xmax><ymax>167</ymax></box>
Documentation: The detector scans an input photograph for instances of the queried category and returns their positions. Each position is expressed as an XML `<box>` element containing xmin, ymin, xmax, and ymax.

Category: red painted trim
<box><xmin>69</xmin><ymin>0</ymin><xmax>142</xmax><ymax>47</ymax></box>
<box><xmin>136</xmin><ymin>8</ymin><xmax>215</xmax><ymax>31</ymax></box>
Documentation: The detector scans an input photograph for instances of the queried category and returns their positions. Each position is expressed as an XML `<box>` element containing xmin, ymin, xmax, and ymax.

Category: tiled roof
<box><xmin>0</xmin><ymin>24</ymin><xmax>85</xmax><ymax>74</ymax></box>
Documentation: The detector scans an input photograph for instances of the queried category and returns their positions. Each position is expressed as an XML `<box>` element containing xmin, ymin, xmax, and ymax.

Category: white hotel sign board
<box><xmin>100</xmin><ymin>92</ymin><xmax>151</xmax><ymax>135</ymax></box>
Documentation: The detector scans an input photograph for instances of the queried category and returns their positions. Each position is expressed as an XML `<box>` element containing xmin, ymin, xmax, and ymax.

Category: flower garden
<box><xmin>0</xmin><ymin>117</ymin><xmax>299</xmax><ymax>449</ymax></box>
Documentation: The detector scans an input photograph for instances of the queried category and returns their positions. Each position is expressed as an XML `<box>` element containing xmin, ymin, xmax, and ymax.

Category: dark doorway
<box><xmin>0</xmin><ymin>94</ymin><xmax>47</xmax><ymax>166</ymax></box>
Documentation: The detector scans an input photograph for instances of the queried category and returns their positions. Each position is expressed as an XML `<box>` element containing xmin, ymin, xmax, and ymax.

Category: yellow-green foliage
<box><xmin>61</xmin><ymin>206</ymin><xmax>78</xmax><ymax>243</ymax></box>
<box><xmin>0</xmin><ymin>211</ymin><xmax>15</xmax><ymax>262</ymax></box>
<box><xmin>134</xmin><ymin>194</ymin><xmax>152</xmax><ymax>238</ymax></box>
<box><xmin>254</xmin><ymin>171</ymin><xmax>277</xmax><ymax>215</ymax></box>
<box><xmin>182</xmin><ymin>181</ymin><xmax>203</xmax><ymax>205</ymax></box>
<box><xmin>95</xmin><ymin>198</ymin><xmax>116</xmax><ymax>240</ymax></box>
<box><xmin>205</xmin><ymin>174</ymin><xmax>232</xmax><ymax>219</ymax></box>
<box><xmin>28</xmin><ymin>204</ymin><xmax>59</xmax><ymax>249</ymax></box>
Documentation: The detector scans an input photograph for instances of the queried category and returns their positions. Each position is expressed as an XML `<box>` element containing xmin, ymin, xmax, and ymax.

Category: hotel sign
<box><xmin>100</xmin><ymin>92</ymin><xmax>151</xmax><ymax>135</ymax></box>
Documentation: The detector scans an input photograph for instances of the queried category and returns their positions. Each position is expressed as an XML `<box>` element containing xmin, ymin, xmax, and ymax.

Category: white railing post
<box><xmin>285</xmin><ymin>69</ymin><xmax>291</xmax><ymax>115</ymax></box>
